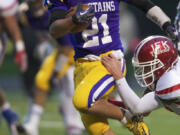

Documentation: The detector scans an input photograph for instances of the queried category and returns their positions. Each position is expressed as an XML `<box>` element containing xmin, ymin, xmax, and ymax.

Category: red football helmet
<box><xmin>132</xmin><ymin>35</ymin><xmax>178</xmax><ymax>87</ymax></box>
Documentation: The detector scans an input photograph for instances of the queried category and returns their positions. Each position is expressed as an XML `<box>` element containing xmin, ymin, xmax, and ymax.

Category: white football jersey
<box><xmin>156</xmin><ymin>57</ymin><xmax>180</xmax><ymax>114</ymax></box>
<box><xmin>0</xmin><ymin>0</ymin><xmax>18</xmax><ymax>17</ymax></box>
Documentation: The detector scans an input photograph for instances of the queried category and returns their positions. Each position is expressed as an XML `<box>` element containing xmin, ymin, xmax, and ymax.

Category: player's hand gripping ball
<box><xmin>66</xmin><ymin>3</ymin><xmax>95</xmax><ymax>33</ymax></box>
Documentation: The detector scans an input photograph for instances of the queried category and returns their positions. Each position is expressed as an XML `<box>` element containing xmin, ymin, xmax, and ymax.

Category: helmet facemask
<box><xmin>132</xmin><ymin>58</ymin><xmax>164</xmax><ymax>87</ymax></box>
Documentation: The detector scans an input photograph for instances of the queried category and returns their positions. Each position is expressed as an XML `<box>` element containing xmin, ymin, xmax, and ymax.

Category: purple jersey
<box><xmin>25</xmin><ymin>10</ymin><xmax>50</xmax><ymax>31</ymax></box>
<box><xmin>25</xmin><ymin>10</ymin><xmax>72</xmax><ymax>46</ymax></box>
<box><xmin>44</xmin><ymin>0</ymin><xmax>130</xmax><ymax>58</ymax></box>
<box><xmin>56</xmin><ymin>34</ymin><xmax>72</xmax><ymax>46</ymax></box>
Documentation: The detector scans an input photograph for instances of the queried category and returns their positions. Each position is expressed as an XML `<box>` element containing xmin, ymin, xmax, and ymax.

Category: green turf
<box><xmin>1</xmin><ymin>90</ymin><xmax>180</xmax><ymax>135</ymax></box>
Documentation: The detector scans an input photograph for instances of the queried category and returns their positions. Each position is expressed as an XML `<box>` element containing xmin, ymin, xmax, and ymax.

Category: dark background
<box><xmin>130</xmin><ymin>0</ymin><xmax>178</xmax><ymax>37</ymax></box>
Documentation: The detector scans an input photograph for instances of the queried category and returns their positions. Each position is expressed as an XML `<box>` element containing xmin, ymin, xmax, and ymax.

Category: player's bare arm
<box><xmin>2</xmin><ymin>3</ymin><xmax>28</xmax><ymax>72</ymax></box>
<box><xmin>4</xmin><ymin>15</ymin><xmax>23</xmax><ymax>43</ymax></box>
<box><xmin>49</xmin><ymin>3</ymin><xmax>95</xmax><ymax>38</ymax></box>
<box><xmin>49</xmin><ymin>16</ymin><xmax>75</xmax><ymax>38</ymax></box>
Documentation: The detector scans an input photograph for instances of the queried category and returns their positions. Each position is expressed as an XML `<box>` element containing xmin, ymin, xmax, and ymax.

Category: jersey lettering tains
<box><xmin>44</xmin><ymin>0</ymin><xmax>130</xmax><ymax>58</ymax></box>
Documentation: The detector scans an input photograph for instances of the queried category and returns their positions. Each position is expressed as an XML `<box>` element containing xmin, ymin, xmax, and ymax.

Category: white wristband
<box><xmin>146</xmin><ymin>6</ymin><xmax>171</xmax><ymax>28</ymax></box>
<box><xmin>115</xmin><ymin>77</ymin><xmax>126</xmax><ymax>86</ymax></box>
<box><xmin>15</xmin><ymin>40</ymin><xmax>25</xmax><ymax>52</ymax></box>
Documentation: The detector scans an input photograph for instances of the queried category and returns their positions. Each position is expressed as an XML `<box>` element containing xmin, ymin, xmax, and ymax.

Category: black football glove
<box><xmin>72</xmin><ymin>3</ymin><xmax>95</xmax><ymax>24</ymax></box>
<box><xmin>162</xmin><ymin>22</ymin><xmax>180</xmax><ymax>44</ymax></box>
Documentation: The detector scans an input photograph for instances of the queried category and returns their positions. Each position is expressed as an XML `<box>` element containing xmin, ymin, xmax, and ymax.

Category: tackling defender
<box><xmin>102</xmin><ymin>35</ymin><xmax>180</xmax><ymax>124</ymax></box>
<box><xmin>44</xmin><ymin>0</ymin><xmax>178</xmax><ymax>135</ymax></box>
<box><xmin>20</xmin><ymin>35</ymin><xmax>85</xmax><ymax>135</ymax></box>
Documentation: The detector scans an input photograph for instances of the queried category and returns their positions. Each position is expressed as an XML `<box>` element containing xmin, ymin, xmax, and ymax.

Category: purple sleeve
<box><xmin>43</xmin><ymin>0</ymin><xmax>68</xmax><ymax>12</ymax></box>
<box><xmin>56</xmin><ymin>34</ymin><xmax>72</xmax><ymax>46</ymax></box>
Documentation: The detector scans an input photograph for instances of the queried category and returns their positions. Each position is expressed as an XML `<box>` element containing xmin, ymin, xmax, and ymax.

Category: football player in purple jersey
<box><xmin>17</xmin><ymin>0</ymin><xmax>52</xmax><ymax>100</ymax></box>
<box><xmin>17</xmin><ymin>1</ymin><xmax>85</xmax><ymax>135</ymax></box>
<box><xmin>43</xmin><ymin>0</ymin><xmax>179</xmax><ymax>135</ymax></box>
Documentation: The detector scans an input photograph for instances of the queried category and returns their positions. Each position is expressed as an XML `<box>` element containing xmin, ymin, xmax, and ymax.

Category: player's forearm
<box><xmin>146</xmin><ymin>6</ymin><xmax>171</xmax><ymax>29</ymax></box>
<box><xmin>129</xmin><ymin>0</ymin><xmax>171</xmax><ymax>29</ymax></box>
<box><xmin>115</xmin><ymin>77</ymin><xmax>161</xmax><ymax>114</ymax></box>
<box><xmin>4</xmin><ymin>15</ymin><xmax>23</xmax><ymax>42</ymax></box>
<box><xmin>49</xmin><ymin>17</ymin><xmax>75</xmax><ymax>38</ymax></box>
<box><xmin>4</xmin><ymin>15</ymin><xmax>25</xmax><ymax>51</ymax></box>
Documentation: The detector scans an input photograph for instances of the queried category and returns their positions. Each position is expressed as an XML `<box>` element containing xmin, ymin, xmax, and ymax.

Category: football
<box><xmin>66</xmin><ymin>4</ymin><xmax>90</xmax><ymax>33</ymax></box>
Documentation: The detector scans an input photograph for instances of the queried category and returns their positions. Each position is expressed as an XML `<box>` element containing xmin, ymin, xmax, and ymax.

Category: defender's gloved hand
<box><xmin>72</xmin><ymin>3</ymin><xmax>95</xmax><ymax>24</ymax></box>
<box><xmin>162</xmin><ymin>22</ymin><xmax>180</xmax><ymax>43</ymax></box>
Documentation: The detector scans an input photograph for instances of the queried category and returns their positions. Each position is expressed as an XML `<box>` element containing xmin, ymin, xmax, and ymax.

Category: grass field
<box><xmin>1</xmin><ymin>89</ymin><xmax>180</xmax><ymax>135</ymax></box>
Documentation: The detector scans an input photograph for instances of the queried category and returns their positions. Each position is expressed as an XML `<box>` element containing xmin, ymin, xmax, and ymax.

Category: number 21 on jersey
<box><xmin>82</xmin><ymin>14</ymin><xmax>112</xmax><ymax>48</ymax></box>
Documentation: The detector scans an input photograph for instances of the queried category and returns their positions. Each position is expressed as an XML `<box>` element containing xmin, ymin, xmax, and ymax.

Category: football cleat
<box><xmin>2</xmin><ymin>109</ymin><xmax>19</xmax><ymax>135</ymax></box>
<box><xmin>17</xmin><ymin>123</ymin><xmax>38</xmax><ymax>135</ymax></box>
<box><xmin>124</xmin><ymin>115</ymin><xmax>150</xmax><ymax>135</ymax></box>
